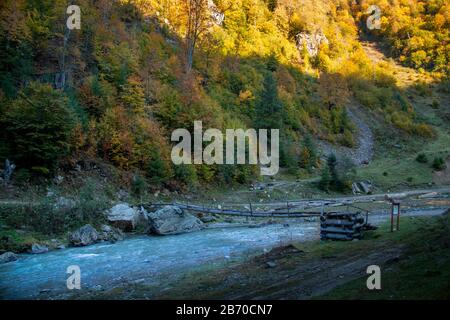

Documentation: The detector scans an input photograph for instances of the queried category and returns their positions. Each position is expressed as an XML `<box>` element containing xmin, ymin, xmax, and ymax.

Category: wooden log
<box><xmin>321</xmin><ymin>233</ymin><xmax>354</xmax><ymax>240</ymax></box>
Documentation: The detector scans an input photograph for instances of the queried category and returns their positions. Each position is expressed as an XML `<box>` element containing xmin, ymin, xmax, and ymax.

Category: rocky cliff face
<box><xmin>295</xmin><ymin>31</ymin><xmax>329</xmax><ymax>57</ymax></box>
<box><xmin>208</xmin><ymin>0</ymin><xmax>225</xmax><ymax>26</ymax></box>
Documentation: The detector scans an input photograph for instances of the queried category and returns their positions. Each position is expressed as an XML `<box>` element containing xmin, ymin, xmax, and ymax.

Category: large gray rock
<box><xmin>295</xmin><ymin>31</ymin><xmax>329</xmax><ymax>57</ymax></box>
<box><xmin>69</xmin><ymin>224</ymin><xmax>99</xmax><ymax>246</ymax></box>
<box><xmin>48</xmin><ymin>239</ymin><xmax>65</xmax><ymax>250</ymax></box>
<box><xmin>359</xmin><ymin>181</ymin><xmax>373</xmax><ymax>194</ymax></box>
<box><xmin>99</xmin><ymin>224</ymin><xmax>124</xmax><ymax>243</ymax></box>
<box><xmin>30</xmin><ymin>243</ymin><xmax>49</xmax><ymax>254</ymax></box>
<box><xmin>352</xmin><ymin>181</ymin><xmax>374</xmax><ymax>195</ymax></box>
<box><xmin>147</xmin><ymin>206</ymin><xmax>204</xmax><ymax>235</ymax></box>
<box><xmin>105</xmin><ymin>203</ymin><xmax>142</xmax><ymax>232</ymax></box>
<box><xmin>0</xmin><ymin>252</ymin><xmax>18</xmax><ymax>264</ymax></box>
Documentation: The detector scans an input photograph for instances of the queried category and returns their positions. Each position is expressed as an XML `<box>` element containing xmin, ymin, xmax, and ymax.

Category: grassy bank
<box><xmin>319</xmin><ymin>212</ymin><xmax>450</xmax><ymax>299</ymax></box>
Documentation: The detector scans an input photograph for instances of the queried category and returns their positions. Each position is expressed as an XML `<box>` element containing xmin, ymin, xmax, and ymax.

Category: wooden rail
<box><xmin>145</xmin><ymin>202</ymin><xmax>322</xmax><ymax>218</ymax></box>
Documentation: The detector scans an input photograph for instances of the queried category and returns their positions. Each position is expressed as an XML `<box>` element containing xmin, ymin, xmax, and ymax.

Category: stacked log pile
<box><xmin>320</xmin><ymin>212</ymin><xmax>366</xmax><ymax>241</ymax></box>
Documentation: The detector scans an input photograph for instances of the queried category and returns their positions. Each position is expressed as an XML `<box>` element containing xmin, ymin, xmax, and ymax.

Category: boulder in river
<box><xmin>147</xmin><ymin>205</ymin><xmax>204</xmax><ymax>235</ymax></box>
<box><xmin>30</xmin><ymin>243</ymin><xmax>49</xmax><ymax>254</ymax></box>
<box><xmin>0</xmin><ymin>252</ymin><xmax>18</xmax><ymax>264</ymax></box>
<box><xmin>99</xmin><ymin>224</ymin><xmax>124</xmax><ymax>243</ymax></box>
<box><xmin>105</xmin><ymin>203</ymin><xmax>143</xmax><ymax>232</ymax></box>
<box><xmin>69</xmin><ymin>224</ymin><xmax>99</xmax><ymax>246</ymax></box>
<box><xmin>48</xmin><ymin>239</ymin><xmax>65</xmax><ymax>250</ymax></box>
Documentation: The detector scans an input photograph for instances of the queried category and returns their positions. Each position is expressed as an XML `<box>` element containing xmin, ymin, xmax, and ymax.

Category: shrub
<box><xmin>340</xmin><ymin>129</ymin><xmax>356</xmax><ymax>148</ymax></box>
<box><xmin>131</xmin><ymin>174</ymin><xmax>148</xmax><ymax>198</ymax></box>
<box><xmin>431</xmin><ymin>100</ymin><xmax>440</xmax><ymax>109</ymax></box>
<box><xmin>432</xmin><ymin>157</ymin><xmax>447</xmax><ymax>171</ymax></box>
<box><xmin>14</xmin><ymin>168</ymin><xmax>31</xmax><ymax>185</ymax></box>
<box><xmin>416</xmin><ymin>153</ymin><xmax>428</xmax><ymax>163</ymax></box>
<box><xmin>147</xmin><ymin>149</ymin><xmax>171</xmax><ymax>185</ymax></box>
<box><xmin>0</xmin><ymin>82</ymin><xmax>76</xmax><ymax>173</ymax></box>
<box><xmin>174</xmin><ymin>164</ymin><xmax>198</xmax><ymax>187</ymax></box>
<box><xmin>319</xmin><ymin>153</ymin><xmax>355</xmax><ymax>192</ymax></box>
<box><xmin>413</xmin><ymin>123</ymin><xmax>435</xmax><ymax>138</ymax></box>
<box><xmin>413</xmin><ymin>81</ymin><xmax>432</xmax><ymax>97</ymax></box>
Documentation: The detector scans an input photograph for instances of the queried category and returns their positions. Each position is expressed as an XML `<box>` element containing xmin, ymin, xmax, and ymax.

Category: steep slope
<box><xmin>0</xmin><ymin>0</ymin><xmax>447</xmax><ymax>195</ymax></box>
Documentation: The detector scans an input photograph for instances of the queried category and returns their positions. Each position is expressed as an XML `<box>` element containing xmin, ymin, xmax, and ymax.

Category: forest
<box><xmin>0</xmin><ymin>0</ymin><xmax>448</xmax><ymax>191</ymax></box>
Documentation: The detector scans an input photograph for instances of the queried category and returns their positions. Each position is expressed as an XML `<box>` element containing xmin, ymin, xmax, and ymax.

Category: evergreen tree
<box><xmin>327</xmin><ymin>153</ymin><xmax>338</xmax><ymax>187</ymax></box>
<box><xmin>147</xmin><ymin>149</ymin><xmax>168</xmax><ymax>185</ymax></box>
<box><xmin>255</xmin><ymin>73</ymin><xmax>282</xmax><ymax>130</ymax></box>
<box><xmin>319</xmin><ymin>165</ymin><xmax>331</xmax><ymax>191</ymax></box>
<box><xmin>299</xmin><ymin>134</ymin><xmax>318</xmax><ymax>171</ymax></box>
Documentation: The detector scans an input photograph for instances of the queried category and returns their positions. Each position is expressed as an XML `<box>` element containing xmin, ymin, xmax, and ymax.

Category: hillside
<box><xmin>0</xmin><ymin>0</ymin><xmax>448</xmax><ymax>199</ymax></box>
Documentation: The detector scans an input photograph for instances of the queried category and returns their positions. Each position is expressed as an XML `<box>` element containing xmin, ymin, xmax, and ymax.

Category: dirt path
<box><xmin>228</xmin><ymin>247</ymin><xmax>404</xmax><ymax>300</ymax></box>
<box><xmin>151</xmin><ymin>238</ymin><xmax>405</xmax><ymax>300</ymax></box>
<box><xmin>1</xmin><ymin>186</ymin><xmax>449</xmax><ymax>210</ymax></box>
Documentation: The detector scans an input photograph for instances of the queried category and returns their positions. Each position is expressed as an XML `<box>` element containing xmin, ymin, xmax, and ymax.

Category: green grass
<box><xmin>0</xmin><ymin>229</ymin><xmax>41</xmax><ymax>252</ymax></box>
<box><xmin>357</xmin><ymin>127</ymin><xmax>450</xmax><ymax>189</ymax></box>
<box><xmin>320</xmin><ymin>248</ymin><xmax>450</xmax><ymax>299</ymax></box>
<box><xmin>318</xmin><ymin>213</ymin><xmax>450</xmax><ymax>299</ymax></box>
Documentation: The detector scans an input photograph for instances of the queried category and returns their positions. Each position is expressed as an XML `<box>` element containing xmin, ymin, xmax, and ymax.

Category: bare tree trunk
<box><xmin>2</xmin><ymin>159</ymin><xmax>16</xmax><ymax>185</ymax></box>
<box><xmin>185</xmin><ymin>0</ymin><xmax>208</xmax><ymax>73</ymax></box>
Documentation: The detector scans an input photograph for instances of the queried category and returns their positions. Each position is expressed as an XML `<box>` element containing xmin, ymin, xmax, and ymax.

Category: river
<box><xmin>0</xmin><ymin>222</ymin><xmax>319</xmax><ymax>299</ymax></box>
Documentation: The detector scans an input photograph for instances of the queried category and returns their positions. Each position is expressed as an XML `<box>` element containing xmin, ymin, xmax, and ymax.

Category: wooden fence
<box><xmin>144</xmin><ymin>200</ymin><xmax>373</xmax><ymax>220</ymax></box>
<box><xmin>146</xmin><ymin>202</ymin><xmax>319</xmax><ymax>218</ymax></box>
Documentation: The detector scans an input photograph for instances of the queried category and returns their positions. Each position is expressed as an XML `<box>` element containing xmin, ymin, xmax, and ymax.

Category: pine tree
<box><xmin>256</xmin><ymin>73</ymin><xmax>282</xmax><ymax>130</ymax></box>
<box><xmin>326</xmin><ymin>153</ymin><xmax>339</xmax><ymax>188</ymax></box>
<box><xmin>319</xmin><ymin>165</ymin><xmax>331</xmax><ymax>191</ymax></box>
<box><xmin>147</xmin><ymin>149</ymin><xmax>169</xmax><ymax>185</ymax></box>
<box><xmin>299</xmin><ymin>134</ymin><xmax>318</xmax><ymax>171</ymax></box>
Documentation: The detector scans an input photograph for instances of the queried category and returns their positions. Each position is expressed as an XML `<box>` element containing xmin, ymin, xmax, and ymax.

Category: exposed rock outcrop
<box><xmin>69</xmin><ymin>224</ymin><xmax>124</xmax><ymax>247</ymax></box>
<box><xmin>99</xmin><ymin>225</ymin><xmax>124</xmax><ymax>243</ymax></box>
<box><xmin>0</xmin><ymin>252</ymin><xmax>18</xmax><ymax>264</ymax></box>
<box><xmin>30</xmin><ymin>243</ymin><xmax>49</xmax><ymax>254</ymax></box>
<box><xmin>208</xmin><ymin>0</ymin><xmax>224</xmax><ymax>25</ymax></box>
<box><xmin>352</xmin><ymin>181</ymin><xmax>374</xmax><ymax>195</ymax></box>
<box><xmin>295</xmin><ymin>31</ymin><xmax>329</xmax><ymax>57</ymax></box>
<box><xmin>105</xmin><ymin>203</ymin><xmax>145</xmax><ymax>232</ymax></box>
<box><xmin>69</xmin><ymin>224</ymin><xmax>99</xmax><ymax>246</ymax></box>
<box><xmin>147</xmin><ymin>205</ymin><xmax>204</xmax><ymax>235</ymax></box>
